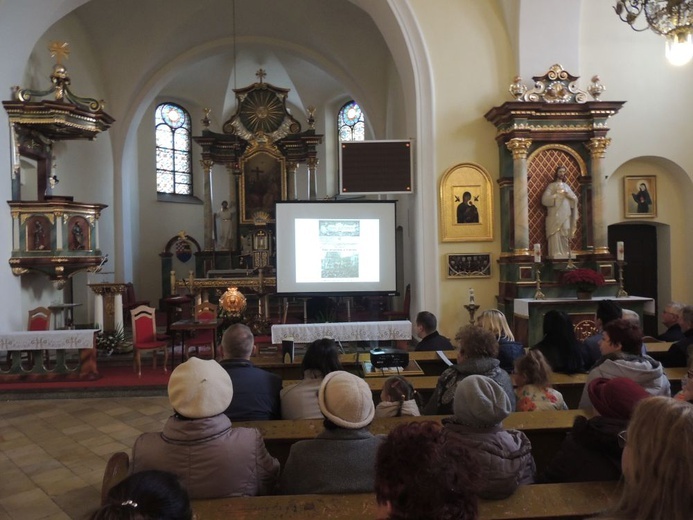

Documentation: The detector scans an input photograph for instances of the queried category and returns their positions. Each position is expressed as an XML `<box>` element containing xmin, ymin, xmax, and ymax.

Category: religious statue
<box><xmin>72</xmin><ymin>221</ymin><xmax>85</xmax><ymax>250</ymax></box>
<box><xmin>541</xmin><ymin>166</ymin><xmax>578</xmax><ymax>258</ymax></box>
<box><xmin>215</xmin><ymin>200</ymin><xmax>235</xmax><ymax>250</ymax></box>
<box><xmin>33</xmin><ymin>220</ymin><xmax>45</xmax><ymax>250</ymax></box>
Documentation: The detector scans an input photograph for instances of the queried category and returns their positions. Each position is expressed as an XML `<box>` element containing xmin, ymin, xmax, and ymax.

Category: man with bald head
<box><xmin>220</xmin><ymin>323</ymin><xmax>282</xmax><ymax>421</ymax></box>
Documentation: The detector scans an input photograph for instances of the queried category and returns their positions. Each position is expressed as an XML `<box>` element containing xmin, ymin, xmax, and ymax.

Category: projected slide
<box><xmin>276</xmin><ymin>201</ymin><xmax>397</xmax><ymax>295</ymax></box>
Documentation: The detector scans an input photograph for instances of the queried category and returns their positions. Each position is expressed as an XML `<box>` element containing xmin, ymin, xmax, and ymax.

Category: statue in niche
<box><xmin>71</xmin><ymin>221</ymin><xmax>85</xmax><ymax>250</ymax></box>
<box><xmin>541</xmin><ymin>166</ymin><xmax>578</xmax><ymax>258</ymax></box>
<box><xmin>33</xmin><ymin>220</ymin><xmax>46</xmax><ymax>250</ymax></box>
<box><xmin>216</xmin><ymin>200</ymin><xmax>236</xmax><ymax>250</ymax></box>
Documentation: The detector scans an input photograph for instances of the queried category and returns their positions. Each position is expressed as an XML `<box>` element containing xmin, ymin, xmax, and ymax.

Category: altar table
<box><xmin>271</xmin><ymin>320</ymin><xmax>412</xmax><ymax>347</ymax></box>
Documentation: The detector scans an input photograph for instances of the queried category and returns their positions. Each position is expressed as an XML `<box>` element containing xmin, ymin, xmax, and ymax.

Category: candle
<box><xmin>617</xmin><ymin>241</ymin><xmax>624</xmax><ymax>261</ymax></box>
<box><xmin>533</xmin><ymin>243</ymin><xmax>541</xmax><ymax>263</ymax></box>
<box><xmin>469</xmin><ymin>288</ymin><xmax>475</xmax><ymax>305</ymax></box>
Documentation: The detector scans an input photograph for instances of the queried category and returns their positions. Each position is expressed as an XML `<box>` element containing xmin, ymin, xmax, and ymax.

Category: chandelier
<box><xmin>615</xmin><ymin>0</ymin><xmax>693</xmax><ymax>65</ymax></box>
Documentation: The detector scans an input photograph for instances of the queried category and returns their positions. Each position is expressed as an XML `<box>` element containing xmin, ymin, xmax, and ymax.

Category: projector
<box><xmin>370</xmin><ymin>348</ymin><xmax>409</xmax><ymax>369</ymax></box>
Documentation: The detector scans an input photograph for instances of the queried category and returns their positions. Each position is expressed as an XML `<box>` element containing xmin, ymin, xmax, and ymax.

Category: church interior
<box><xmin>2</xmin><ymin>0</ymin><xmax>693</xmax><ymax>518</ymax></box>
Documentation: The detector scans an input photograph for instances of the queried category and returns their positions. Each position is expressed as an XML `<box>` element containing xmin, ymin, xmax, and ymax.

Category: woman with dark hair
<box><xmin>92</xmin><ymin>470</ymin><xmax>192</xmax><ymax>520</ymax></box>
<box><xmin>531</xmin><ymin>310</ymin><xmax>586</xmax><ymax>374</ymax></box>
<box><xmin>423</xmin><ymin>325</ymin><xmax>515</xmax><ymax>415</ymax></box>
<box><xmin>281</xmin><ymin>337</ymin><xmax>343</xmax><ymax>419</ymax></box>
<box><xmin>375</xmin><ymin>421</ymin><xmax>480</xmax><ymax>520</ymax></box>
<box><xmin>578</xmin><ymin>318</ymin><xmax>670</xmax><ymax>410</ymax></box>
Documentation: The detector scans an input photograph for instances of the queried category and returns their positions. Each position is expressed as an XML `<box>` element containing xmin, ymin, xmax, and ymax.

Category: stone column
<box><xmin>201</xmin><ymin>159</ymin><xmax>215</xmax><ymax>250</ymax></box>
<box><xmin>585</xmin><ymin>137</ymin><xmax>611</xmax><ymax>254</ymax></box>
<box><xmin>505</xmin><ymin>138</ymin><xmax>533</xmax><ymax>254</ymax></box>
<box><xmin>94</xmin><ymin>293</ymin><xmax>104</xmax><ymax>330</ymax></box>
<box><xmin>55</xmin><ymin>213</ymin><xmax>63</xmax><ymax>251</ymax></box>
<box><xmin>307</xmin><ymin>157</ymin><xmax>319</xmax><ymax>200</ymax></box>
<box><xmin>287</xmin><ymin>161</ymin><xmax>298</xmax><ymax>200</ymax></box>
<box><xmin>113</xmin><ymin>293</ymin><xmax>124</xmax><ymax>332</ymax></box>
<box><xmin>11</xmin><ymin>211</ymin><xmax>20</xmax><ymax>250</ymax></box>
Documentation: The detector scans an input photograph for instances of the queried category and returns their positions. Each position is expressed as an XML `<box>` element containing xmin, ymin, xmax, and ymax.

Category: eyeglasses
<box><xmin>617</xmin><ymin>430</ymin><xmax>628</xmax><ymax>449</ymax></box>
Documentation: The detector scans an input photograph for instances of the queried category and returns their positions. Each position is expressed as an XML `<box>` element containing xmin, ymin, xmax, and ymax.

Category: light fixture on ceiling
<box><xmin>615</xmin><ymin>0</ymin><xmax>693</xmax><ymax>66</ymax></box>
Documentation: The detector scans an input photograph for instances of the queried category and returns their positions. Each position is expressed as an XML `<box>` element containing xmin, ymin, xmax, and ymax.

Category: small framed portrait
<box><xmin>624</xmin><ymin>176</ymin><xmax>657</xmax><ymax>218</ymax></box>
<box><xmin>447</xmin><ymin>253</ymin><xmax>491</xmax><ymax>278</ymax></box>
<box><xmin>439</xmin><ymin>163</ymin><xmax>493</xmax><ymax>242</ymax></box>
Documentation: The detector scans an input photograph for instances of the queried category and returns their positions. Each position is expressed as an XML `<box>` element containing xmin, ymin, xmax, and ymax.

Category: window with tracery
<box><xmin>155</xmin><ymin>103</ymin><xmax>192</xmax><ymax>195</ymax></box>
<box><xmin>338</xmin><ymin>100</ymin><xmax>365</xmax><ymax>141</ymax></box>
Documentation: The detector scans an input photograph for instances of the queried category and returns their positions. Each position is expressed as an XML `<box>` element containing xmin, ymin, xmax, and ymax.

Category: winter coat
<box><xmin>131</xmin><ymin>413</ymin><xmax>279</xmax><ymax>498</ymax></box>
<box><xmin>424</xmin><ymin>357</ymin><xmax>516</xmax><ymax>415</ymax></box>
<box><xmin>443</xmin><ymin>419</ymin><xmax>535</xmax><ymax>500</ymax></box>
<box><xmin>374</xmin><ymin>399</ymin><xmax>421</xmax><ymax>419</ymax></box>
<box><xmin>219</xmin><ymin>358</ymin><xmax>282</xmax><ymax>421</ymax></box>
<box><xmin>280</xmin><ymin>370</ymin><xmax>323</xmax><ymax>420</ymax></box>
<box><xmin>498</xmin><ymin>336</ymin><xmax>525</xmax><ymax>373</ymax></box>
<box><xmin>578</xmin><ymin>353</ymin><xmax>671</xmax><ymax>411</ymax></box>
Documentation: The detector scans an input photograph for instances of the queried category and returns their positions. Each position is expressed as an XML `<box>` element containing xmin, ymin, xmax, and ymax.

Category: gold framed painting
<box><xmin>446</xmin><ymin>253</ymin><xmax>491</xmax><ymax>278</ymax></box>
<box><xmin>439</xmin><ymin>163</ymin><xmax>493</xmax><ymax>242</ymax></box>
<box><xmin>624</xmin><ymin>176</ymin><xmax>656</xmax><ymax>218</ymax></box>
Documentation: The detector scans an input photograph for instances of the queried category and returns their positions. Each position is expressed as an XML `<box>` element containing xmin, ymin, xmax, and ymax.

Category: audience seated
<box><xmin>219</xmin><ymin>323</ymin><xmax>282</xmax><ymax>421</ymax></box>
<box><xmin>675</xmin><ymin>372</ymin><xmax>693</xmax><ymax>403</ymax></box>
<box><xmin>620</xmin><ymin>309</ymin><xmax>648</xmax><ymax>356</ymax></box>
<box><xmin>657</xmin><ymin>301</ymin><xmax>684</xmax><ymax>342</ymax></box>
<box><xmin>476</xmin><ymin>309</ymin><xmax>524</xmax><ymax>373</ymax></box>
<box><xmin>130</xmin><ymin>358</ymin><xmax>279</xmax><ymax>498</ymax></box>
<box><xmin>597</xmin><ymin>397</ymin><xmax>693</xmax><ymax>520</ymax></box>
<box><xmin>531</xmin><ymin>310</ymin><xmax>587</xmax><ymax>374</ymax></box>
<box><xmin>665</xmin><ymin>304</ymin><xmax>693</xmax><ymax>368</ymax></box>
<box><xmin>374</xmin><ymin>375</ymin><xmax>422</xmax><ymax>419</ymax></box>
<box><xmin>92</xmin><ymin>470</ymin><xmax>192</xmax><ymax>520</ymax></box>
<box><xmin>583</xmin><ymin>300</ymin><xmax>622</xmax><ymax>369</ymax></box>
<box><xmin>578</xmin><ymin>319</ymin><xmax>670</xmax><ymax>411</ymax></box>
<box><xmin>541</xmin><ymin>377</ymin><xmax>649</xmax><ymax>484</ymax></box>
<box><xmin>413</xmin><ymin>311</ymin><xmax>454</xmax><ymax>351</ymax></box>
<box><xmin>424</xmin><ymin>325</ymin><xmax>515</xmax><ymax>415</ymax></box>
<box><xmin>374</xmin><ymin>421</ymin><xmax>480</xmax><ymax>520</ymax></box>
<box><xmin>442</xmin><ymin>375</ymin><xmax>535</xmax><ymax>499</ymax></box>
<box><xmin>280</xmin><ymin>338</ymin><xmax>343</xmax><ymax>420</ymax></box>
<box><xmin>513</xmin><ymin>349</ymin><xmax>567</xmax><ymax>411</ymax></box>
<box><xmin>279</xmin><ymin>371</ymin><xmax>383</xmax><ymax>494</ymax></box>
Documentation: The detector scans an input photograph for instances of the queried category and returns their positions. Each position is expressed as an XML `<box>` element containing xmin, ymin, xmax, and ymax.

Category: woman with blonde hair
<box><xmin>476</xmin><ymin>309</ymin><xmax>524</xmax><ymax>373</ymax></box>
<box><xmin>600</xmin><ymin>396</ymin><xmax>693</xmax><ymax>520</ymax></box>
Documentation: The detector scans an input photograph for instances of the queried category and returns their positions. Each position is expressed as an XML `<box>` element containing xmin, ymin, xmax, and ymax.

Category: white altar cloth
<box><xmin>0</xmin><ymin>329</ymin><xmax>98</xmax><ymax>351</ymax></box>
<box><xmin>271</xmin><ymin>321</ymin><xmax>412</xmax><ymax>345</ymax></box>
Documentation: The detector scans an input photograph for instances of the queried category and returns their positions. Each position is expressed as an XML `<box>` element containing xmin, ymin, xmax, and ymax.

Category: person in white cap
<box><xmin>442</xmin><ymin>375</ymin><xmax>535</xmax><ymax>500</ymax></box>
<box><xmin>130</xmin><ymin>357</ymin><xmax>279</xmax><ymax>498</ymax></box>
<box><xmin>279</xmin><ymin>370</ymin><xmax>383</xmax><ymax>494</ymax></box>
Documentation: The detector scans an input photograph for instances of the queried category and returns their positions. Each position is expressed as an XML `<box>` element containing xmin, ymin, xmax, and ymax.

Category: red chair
<box><xmin>130</xmin><ymin>305</ymin><xmax>169</xmax><ymax>377</ymax></box>
<box><xmin>28</xmin><ymin>307</ymin><xmax>51</xmax><ymax>331</ymax></box>
<box><xmin>184</xmin><ymin>302</ymin><xmax>218</xmax><ymax>360</ymax></box>
<box><xmin>383</xmin><ymin>284</ymin><xmax>411</xmax><ymax>321</ymax></box>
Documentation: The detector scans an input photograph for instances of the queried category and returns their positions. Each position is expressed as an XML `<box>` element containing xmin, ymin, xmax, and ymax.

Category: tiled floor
<box><xmin>0</xmin><ymin>396</ymin><xmax>172</xmax><ymax>520</ymax></box>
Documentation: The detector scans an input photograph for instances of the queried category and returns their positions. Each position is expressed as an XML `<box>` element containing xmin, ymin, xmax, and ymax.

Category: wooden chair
<box><xmin>100</xmin><ymin>451</ymin><xmax>130</xmax><ymax>506</ymax></box>
<box><xmin>15</xmin><ymin>307</ymin><xmax>52</xmax><ymax>367</ymax></box>
<box><xmin>130</xmin><ymin>305</ymin><xmax>169</xmax><ymax>377</ymax></box>
<box><xmin>383</xmin><ymin>284</ymin><xmax>410</xmax><ymax>321</ymax></box>
<box><xmin>123</xmin><ymin>283</ymin><xmax>150</xmax><ymax>325</ymax></box>
<box><xmin>184</xmin><ymin>302</ymin><xmax>218</xmax><ymax>360</ymax></box>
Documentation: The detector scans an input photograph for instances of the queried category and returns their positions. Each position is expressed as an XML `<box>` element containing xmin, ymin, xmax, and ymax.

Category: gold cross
<box><xmin>49</xmin><ymin>41</ymin><xmax>70</xmax><ymax>65</ymax></box>
<box><xmin>256</xmin><ymin>68</ymin><xmax>267</xmax><ymax>83</ymax></box>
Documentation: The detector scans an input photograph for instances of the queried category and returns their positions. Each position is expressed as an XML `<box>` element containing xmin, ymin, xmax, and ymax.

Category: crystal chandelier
<box><xmin>615</xmin><ymin>0</ymin><xmax>693</xmax><ymax>65</ymax></box>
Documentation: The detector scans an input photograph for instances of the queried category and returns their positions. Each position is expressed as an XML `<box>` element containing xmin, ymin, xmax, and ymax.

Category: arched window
<box><xmin>155</xmin><ymin>103</ymin><xmax>192</xmax><ymax>195</ymax></box>
<box><xmin>338</xmin><ymin>100</ymin><xmax>365</xmax><ymax>141</ymax></box>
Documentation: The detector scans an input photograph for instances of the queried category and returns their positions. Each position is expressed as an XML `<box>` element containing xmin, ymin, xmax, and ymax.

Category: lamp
<box><xmin>615</xmin><ymin>0</ymin><xmax>693</xmax><ymax>66</ymax></box>
<box><xmin>219</xmin><ymin>286</ymin><xmax>247</xmax><ymax>315</ymax></box>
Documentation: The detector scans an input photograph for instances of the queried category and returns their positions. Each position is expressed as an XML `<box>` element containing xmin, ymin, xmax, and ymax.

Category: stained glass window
<box><xmin>338</xmin><ymin>100</ymin><xmax>365</xmax><ymax>141</ymax></box>
<box><xmin>155</xmin><ymin>103</ymin><xmax>192</xmax><ymax>195</ymax></box>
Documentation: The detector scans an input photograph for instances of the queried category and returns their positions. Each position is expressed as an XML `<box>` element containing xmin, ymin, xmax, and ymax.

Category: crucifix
<box><xmin>250</xmin><ymin>166</ymin><xmax>263</xmax><ymax>182</ymax></box>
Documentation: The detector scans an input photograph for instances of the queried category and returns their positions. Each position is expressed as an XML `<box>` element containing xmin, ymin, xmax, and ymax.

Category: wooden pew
<box><xmin>191</xmin><ymin>481</ymin><xmax>619</xmax><ymax>520</ymax></box>
<box><xmin>235</xmin><ymin>409</ymin><xmax>588</xmax><ymax>473</ymax></box>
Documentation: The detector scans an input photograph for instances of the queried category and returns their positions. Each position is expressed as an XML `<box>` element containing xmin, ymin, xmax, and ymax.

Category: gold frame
<box><xmin>439</xmin><ymin>162</ymin><xmax>493</xmax><ymax>242</ymax></box>
<box><xmin>239</xmin><ymin>146</ymin><xmax>286</xmax><ymax>224</ymax></box>
<box><xmin>446</xmin><ymin>253</ymin><xmax>492</xmax><ymax>278</ymax></box>
<box><xmin>624</xmin><ymin>175</ymin><xmax>657</xmax><ymax>219</ymax></box>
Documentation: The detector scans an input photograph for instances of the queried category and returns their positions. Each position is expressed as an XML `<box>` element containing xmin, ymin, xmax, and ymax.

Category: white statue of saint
<box><xmin>216</xmin><ymin>200</ymin><xmax>235</xmax><ymax>250</ymax></box>
<box><xmin>541</xmin><ymin>166</ymin><xmax>578</xmax><ymax>259</ymax></box>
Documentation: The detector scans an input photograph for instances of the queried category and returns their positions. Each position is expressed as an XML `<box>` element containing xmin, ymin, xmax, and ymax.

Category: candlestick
<box><xmin>534</xmin><ymin>262</ymin><xmax>545</xmax><ymax>300</ymax></box>
<box><xmin>533</xmin><ymin>243</ymin><xmax>541</xmax><ymax>264</ymax></box>
<box><xmin>616</xmin><ymin>260</ymin><xmax>628</xmax><ymax>297</ymax></box>
<box><xmin>617</xmin><ymin>241</ymin><xmax>625</xmax><ymax>262</ymax></box>
<box><xmin>463</xmin><ymin>303</ymin><xmax>480</xmax><ymax>325</ymax></box>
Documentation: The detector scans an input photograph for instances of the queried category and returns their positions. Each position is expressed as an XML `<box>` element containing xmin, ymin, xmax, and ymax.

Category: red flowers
<box><xmin>561</xmin><ymin>268</ymin><xmax>605</xmax><ymax>291</ymax></box>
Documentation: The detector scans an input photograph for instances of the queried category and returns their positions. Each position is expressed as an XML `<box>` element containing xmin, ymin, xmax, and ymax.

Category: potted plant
<box><xmin>96</xmin><ymin>325</ymin><xmax>129</xmax><ymax>355</ymax></box>
<box><xmin>561</xmin><ymin>268</ymin><xmax>605</xmax><ymax>299</ymax></box>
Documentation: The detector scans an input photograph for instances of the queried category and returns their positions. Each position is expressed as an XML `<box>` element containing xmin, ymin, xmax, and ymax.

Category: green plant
<box><xmin>96</xmin><ymin>325</ymin><xmax>126</xmax><ymax>353</ymax></box>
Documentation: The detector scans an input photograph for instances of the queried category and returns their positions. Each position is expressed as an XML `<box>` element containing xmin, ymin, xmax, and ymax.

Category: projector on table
<box><xmin>369</xmin><ymin>348</ymin><xmax>409</xmax><ymax>369</ymax></box>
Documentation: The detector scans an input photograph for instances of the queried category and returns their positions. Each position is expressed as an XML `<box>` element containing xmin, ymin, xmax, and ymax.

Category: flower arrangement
<box><xmin>561</xmin><ymin>268</ymin><xmax>605</xmax><ymax>292</ymax></box>
<box><xmin>96</xmin><ymin>326</ymin><xmax>127</xmax><ymax>355</ymax></box>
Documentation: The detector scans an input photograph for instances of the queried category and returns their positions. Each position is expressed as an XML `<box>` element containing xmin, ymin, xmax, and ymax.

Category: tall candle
<box><xmin>617</xmin><ymin>241</ymin><xmax>624</xmax><ymax>261</ymax></box>
<box><xmin>533</xmin><ymin>243</ymin><xmax>541</xmax><ymax>263</ymax></box>
<box><xmin>469</xmin><ymin>288</ymin><xmax>475</xmax><ymax>305</ymax></box>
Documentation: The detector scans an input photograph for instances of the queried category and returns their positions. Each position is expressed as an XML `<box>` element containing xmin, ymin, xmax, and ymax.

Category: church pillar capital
<box><xmin>585</xmin><ymin>137</ymin><xmax>611</xmax><ymax>158</ymax></box>
<box><xmin>506</xmin><ymin>138</ymin><xmax>533</xmax><ymax>159</ymax></box>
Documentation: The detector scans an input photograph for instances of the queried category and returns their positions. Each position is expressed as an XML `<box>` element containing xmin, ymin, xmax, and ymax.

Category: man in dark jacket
<box><xmin>657</xmin><ymin>302</ymin><xmax>684</xmax><ymax>342</ymax></box>
<box><xmin>414</xmin><ymin>311</ymin><xmax>454</xmax><ymax>351</ymax></box>
<box><xmin>666</xmin><ymin>305</ymin><xmax>693</xmax><ymax>368</ymax></box>
<box><xmin>219</xmin><ymin>323</ymin><xmax>282</xmax><ymax>421</ymax></box>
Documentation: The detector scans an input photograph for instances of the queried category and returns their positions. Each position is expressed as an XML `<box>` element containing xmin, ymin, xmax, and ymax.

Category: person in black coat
<box><xmin>657</xmin><ymin>302</ymin><xmax>684</xmax><ymax>342</ymax></box>
<box><xmin>531</xmin><ymin>310</ymin><xmax>586</xmax><ymax>374</ymax></box>
<box><xmin>665</xmin><ymin>304</ymin><xmax>693</xmax><ymax>368</ymax></box>
<box><xmin>414</xmin><ymin>311</ymin><xmax>454</xmax><ymax>351</ymax></box>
